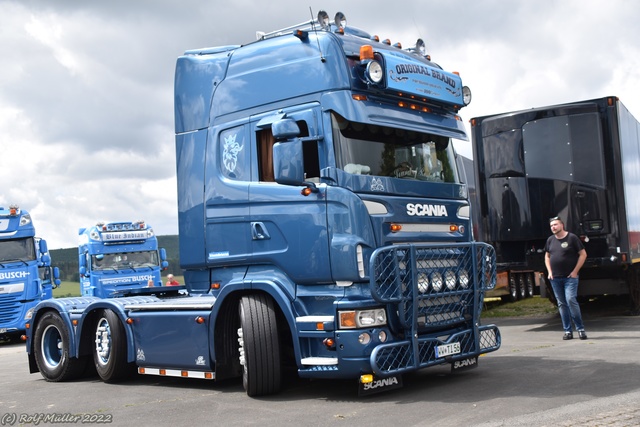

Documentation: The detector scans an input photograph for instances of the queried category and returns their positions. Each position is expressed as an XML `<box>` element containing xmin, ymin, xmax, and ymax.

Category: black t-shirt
<box><xmin>544</xmin><ymin>232</ymin><xmax>584</xmax><ymax>277</ymax></box>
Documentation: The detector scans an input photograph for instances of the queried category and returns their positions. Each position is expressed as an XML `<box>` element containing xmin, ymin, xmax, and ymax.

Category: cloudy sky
<box><xmin>1</xmin><ymin>0</ymin><xmax>639</xmax><ymax>249</ymax></box>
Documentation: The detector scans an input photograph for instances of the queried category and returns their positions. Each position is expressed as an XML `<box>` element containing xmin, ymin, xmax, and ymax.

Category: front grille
<box><xmin>0</xmin><ymin>294</ymin><xmax>22</xmax><ymax>324</ymax></box>
<box><xmin>369</xmin><ymin>242</ymin><xmax>499</xmax><ymax>374</ymax></box>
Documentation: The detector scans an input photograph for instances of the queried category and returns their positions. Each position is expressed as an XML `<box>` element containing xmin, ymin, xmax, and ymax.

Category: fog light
<box><xmin>445</xmin><ymin>270</ymin><xmax>456</xmax><ymax>290</ymax></box>
<box><xmin>358</xmin><ymin>332</ymin><xmax>371</xmax><ymax>345</ymax></box>
<box><xmin>417</xmin><ymin>272</ymin><xmax>429</xmax><ymax>293</ymax></box>
<box><xmin>431</xmin><ymin>272</ymin><xmax>443</xmax><ymax>291</ymax></box>
<box><xmin>459</xmin><ymin>269</ymin><xmax>470</xmax><ymax>288</ymax></box>
<box><xmin>378</xmin><ymin>331</ymin><xmax>387</xmax><ymax>342</ymax></box>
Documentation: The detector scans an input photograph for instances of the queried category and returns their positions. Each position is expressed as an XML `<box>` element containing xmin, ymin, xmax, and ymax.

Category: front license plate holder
<box><xmin>435</xmin><ymin>342</ymin><xmax>461</xmax><ymax>358</ymax></box>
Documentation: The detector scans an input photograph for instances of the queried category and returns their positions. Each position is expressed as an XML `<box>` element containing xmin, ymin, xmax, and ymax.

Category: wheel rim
<box><xmin>41</xmin><ymin>324</ymin><xmax>63</xmax><ymax>370</ymax></box>
<box><xmin>95</xmin><ymin>317</ymin><xmax>112</xmax><ymax>367</ymax></box>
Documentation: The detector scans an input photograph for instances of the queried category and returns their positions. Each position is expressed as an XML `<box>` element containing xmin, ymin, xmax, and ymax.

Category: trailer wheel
<box><xmin>517</xmin><ymin>274</ymin><xmax>527</xmax><ymax>300</ymax></box>
<box><xmin>33</xmin><ymin>311</ymin><xmax>87</xmax><ymax>382</ymax></box>
<box><xmin>238</xmin><ymin>294</ymin><xmax>282</xmax><ymax>396</ymax></box>
<box><xmin>504</xmin><ymin>274</ymin><xmax>518</xmax><ymax>302</ymax></box>
<box><xmin>525</xmin><ymin>273</ymin><xmax>535</xmax><ymax>298</ymax></box>
<box><xmin>93</xmin><ymin>309</ymin><xmax>134</xmax><ymax>382</ymax></box>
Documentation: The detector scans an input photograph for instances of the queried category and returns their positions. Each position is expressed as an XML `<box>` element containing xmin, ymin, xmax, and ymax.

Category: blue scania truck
<box><xmin>25</xmin><ymin>11</ymin><xmax>500</xmax><ymax>396</ymax></box>
<box><xmin>0</xmin><ymin>205</ymin><xmax>59</xmax><ymax>341</ymax></box>
<box><xmin>78</xmin><ymin>221</ymin><xmax>169</xmax><ymax>297</ymax></box>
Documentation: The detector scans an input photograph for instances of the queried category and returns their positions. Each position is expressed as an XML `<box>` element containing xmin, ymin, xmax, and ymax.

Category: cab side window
<box><xmin>258</xmin><ymin>121</ymin><xmax>319</xmax><ymax>182</ymax></box>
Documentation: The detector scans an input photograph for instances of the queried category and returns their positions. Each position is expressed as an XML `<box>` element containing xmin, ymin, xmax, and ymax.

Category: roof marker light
<box><xmin>294</xmin><ymin>29</ymin><xmax>308</xmax><ymax>40</ymax></box>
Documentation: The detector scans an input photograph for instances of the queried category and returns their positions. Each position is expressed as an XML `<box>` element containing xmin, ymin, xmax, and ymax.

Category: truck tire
<box><xmin>238</xmin><ymin>294</ymin><xmax>282</xmax><ymax>396</ymax></box>
<box><xmin>93</xmin><ymin>309</ymin><xmax>134</xmax><ymax>382</ymax></box>
<box><xmin>502</xmin><ymin>274</ymin><xmax>519</xmax><ymax>302</ymax></box>
<box><xmin>525</xmin><ymin>273</ymin><xmax>535</xmax><ymax>298</ymax></box>
<box><xmin>517</xmin><ymin>274</ymin><xmax>527</xmax><ymax>300</ymax></box>
<box><xmin>34</xmin><ymin>311</ymin><xmax>87</xmax><ymax>382</ymax></box>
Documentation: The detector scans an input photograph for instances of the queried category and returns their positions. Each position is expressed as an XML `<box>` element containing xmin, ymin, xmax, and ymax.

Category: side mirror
<box><xmin>272</xmin><ymin>118</ymin><xmax>300</xmax><ymax>139</ymax></box>
<box><xmin>53</xmin><ymin>267</ymin><xmax>61</xmax><ymax>288</ymax></box>
<box><xmin>39</xmin><ymin>239</ymin><xmax>49</xmax><ymax>255</ymax></box>
<box><xmin>41</xmin><ymin>253</ymin><xmax>51</xmax><ymax>265</ymax></box>
<box><xmin>159</xmin><ymin>248</ymin><xmax>167</xmax><ymax>261</ymax></box>
<box><xmin>273</xmin><ymin>139</ymin><xmax>305</xmax><ymax>185</ymax></box>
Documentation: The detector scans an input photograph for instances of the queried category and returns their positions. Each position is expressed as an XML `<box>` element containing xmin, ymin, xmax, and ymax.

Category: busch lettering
<box><xmin>406</xmin><ymin>203</ymin><xmax>447</xmax><ymax>217</ymax></box>
<box><xmin>363</xmin><ymin>376</ymin><xmax>399</xmax><ymax>391</ymax></box>
<box><xmin>0</xmin><ymin>271</ymin><xmax>29</xmax><ymax>280</ymax></box>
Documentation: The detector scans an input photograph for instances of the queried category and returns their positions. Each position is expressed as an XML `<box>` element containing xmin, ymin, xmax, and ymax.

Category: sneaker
<box><xmin>578</xmin><ymin>330</ymin><xmax>587</xmax><ymax>340</ymax></box>
<box><xmin>563</xmin><ymin>332</ymin><xmax>573</xmax><ymax>340</ymax></box>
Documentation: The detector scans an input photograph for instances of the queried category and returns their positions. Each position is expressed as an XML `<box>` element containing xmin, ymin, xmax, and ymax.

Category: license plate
<box><xmin>435</xmin><ymin>342</ymin><xmax>460</xmax><ymax>358</ymax></box>
<box><xmin>358</xmin><ymin>374</ymin><xmax>403</xmax><ymax>396</ymax></box>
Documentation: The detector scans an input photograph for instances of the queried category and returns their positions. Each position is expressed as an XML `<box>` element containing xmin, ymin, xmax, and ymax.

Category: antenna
<box><xmin>309</xmin><ymin>7</ymin><xmax>326</xmax><ymax>63</ymax></box>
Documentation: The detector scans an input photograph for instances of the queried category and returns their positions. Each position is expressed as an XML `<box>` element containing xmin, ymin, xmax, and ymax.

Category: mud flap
<box><xmin>451</xmin><ymin>356</ymin><xmax>478</xmax><ymax>372</ymax></box>
<box><xmin>358</xmin><ymin>374</ymin><xmax>403</xmax><ymax>396</ymax></box>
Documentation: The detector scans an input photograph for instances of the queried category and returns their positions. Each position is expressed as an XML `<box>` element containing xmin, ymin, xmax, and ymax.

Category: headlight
<box><xmin>339</xmin><ymin>308</ymin><xmax>387</xmax><ymax>329</ymax></box>
<box><xmin>25</xmin><ymin>307</ymin><xmax>34</xmax><ymax>320</ymax></box>
<box><xmin>365</xmin><ymin>60</ymin><xmax>383</xmax><ymax>84</ymax></box>
<box><xmin>462</xmin><ymin>86</ymin><xmax>472</xmax><ymax>106</ymax></box>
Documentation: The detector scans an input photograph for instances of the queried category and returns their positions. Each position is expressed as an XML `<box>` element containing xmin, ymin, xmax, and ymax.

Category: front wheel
<box><xmin>34</xmin><ymin>311</ymin><xmax>87</xmax><ymax>381</ymax></box>
<box><xmin>93</xmin><ymin>309</ymin><xmax>134</xmax><ymax>382</ymax></box>
<box><xmin>238</xmin><ymin>294</ymin><xmax>281</xmax><ymax>396</ymax></box>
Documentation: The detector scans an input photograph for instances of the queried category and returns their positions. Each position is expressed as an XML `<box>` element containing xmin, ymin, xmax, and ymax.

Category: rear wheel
<box><xmin>93</xmin><ymin>309</ymin><xmax>134</xmax><ymax>382</ymax></box>
<box><xmin>525</xmin><ymin>273</ymin><xmax>535</xmax><ymax>298</ymax></box>
<box><xmin>504</xmin><ymin>274</ymin><xmax>518</xmax><ymax>302</ymax></box>
<box><xmin>238</xmin><ymin>294</ymin><xmax>281</xmax><ymax>396</ymax></box>
<box><xmin>34</xmin><ymin>311</ymin><xmax>87</xmax><ymax>381</ymax></box>
<box><xmin>517</xmin><ymin>274</ymin><xmax>527</xmax><ymax>299</ymax></box>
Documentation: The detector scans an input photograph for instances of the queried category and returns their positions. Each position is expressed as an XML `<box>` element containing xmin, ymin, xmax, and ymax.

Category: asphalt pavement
<box><xmin>1</xmin><ymin>297</ymin><xmax>638</xmax><ymax>427</ymax></box>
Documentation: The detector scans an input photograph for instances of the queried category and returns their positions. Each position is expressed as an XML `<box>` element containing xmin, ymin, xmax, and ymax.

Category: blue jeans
<box><xmin>550</xmin><ymin>277</ymin><xmax>585</xmax><ymax>332</ymax></box>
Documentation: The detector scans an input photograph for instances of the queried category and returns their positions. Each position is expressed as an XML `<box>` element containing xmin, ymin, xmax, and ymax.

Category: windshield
<box><xmin>0</xmin><ymin>237</ymin><xmax>36</xmax><ymax>263</ymax></box>
<box><xmin>332</xmin><ymin>113</ymin><xmax>459</xmax><ymax>183</ymax></box>
<box><xmin>92</xmin><ymin>251</ymin><xmax>159</xmax><ymax>271</ymax></box>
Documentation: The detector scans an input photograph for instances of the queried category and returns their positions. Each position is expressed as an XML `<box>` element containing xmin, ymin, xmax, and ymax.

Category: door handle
<box><xmin>251</xmin><ymin>222</ymin><xmax>271</xmax><ymax>240</ymax></box>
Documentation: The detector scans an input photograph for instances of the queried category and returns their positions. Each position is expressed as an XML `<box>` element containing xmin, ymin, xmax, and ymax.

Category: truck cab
<box><xmin>0</xmin><ymin>205</ymin><xmax>59</xmax><ymax>340</ymax></box>
<box><xmin>78</xmin><ymin>221</ymin><xmax>169</xmax><ymax>298</ymax></box>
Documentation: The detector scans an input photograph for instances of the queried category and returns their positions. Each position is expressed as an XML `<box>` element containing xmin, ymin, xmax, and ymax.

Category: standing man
<box><xmin>165</xmin><ymin>274</ymin><xmax>180</xmax><ymax>286</ymax></box>
<box><xmin>544</xmin><ymin>216</ymin><xmax>588</xmax><ymax>340</ymax></box>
